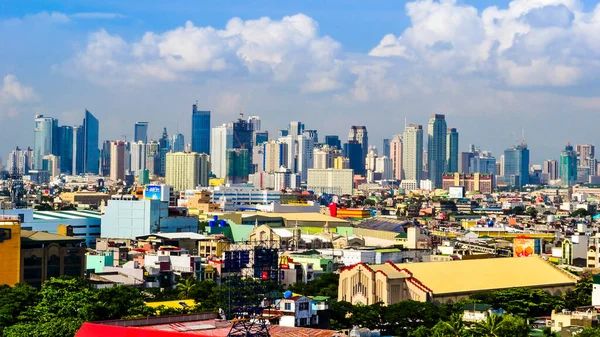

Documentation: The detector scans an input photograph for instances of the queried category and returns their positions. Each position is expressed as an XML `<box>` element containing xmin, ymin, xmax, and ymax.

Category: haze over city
<box><xmin>2</xmin><ymin>0</ymin><xmax>600</xmax><ymax>163</ymax></box>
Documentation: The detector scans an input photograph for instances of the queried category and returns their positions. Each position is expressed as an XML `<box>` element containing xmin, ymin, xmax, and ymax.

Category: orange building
<box><xmin>442</xmin><ymin>173</ymin><xmax>493</xmax><ymax>194</ymax></box>
<box><xmin>0</xmin><ymin>217</ymin><xmax>21</xmax><ymax>286</ymax></box>
<box><xmin>336</xmin><ymin>208</ymin><xmax>371</xmax><ymax>219</ymax></box>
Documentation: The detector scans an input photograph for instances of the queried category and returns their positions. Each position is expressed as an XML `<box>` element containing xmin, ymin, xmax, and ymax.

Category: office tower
<box><xmin>297</xmin><ymin>134</ymin><xmax>314</xmax><ymax>181</ymax></box>
<box><xmin>100</xmin><ymin>141</ymin><xmax>111</xmax><ymax>177</ymax></box>
<box><xmin>73</xmin><ymin>125</ymin><xmax>85</xmax><ymax>174</ymax></box>
<box><xmin>279</xmin><ymin>129</ymin><xmax>289</xmax><ymax>138</ymax></box>
<box><xmin>42</xmin><ymin>154</ymin><xmax>60</xmax><ymax>177</ymax></box>
<box><xmin>560</xmin><ymin>143</ymin><xmax>578</xmax><ymax>186</ymax></box>
<box><xmin>247</xmin><ymin>115</ymin><xmax>261</xmax><ymax>132</ymax></box>
<box><xmin>422</xmin><ymin>150</ymin><xmax>428</xmax><ymax>175</ymax></box>
<box><xmin>83</xmin><ymin>110</ymin><xmax>99</xmax><ymax>174</ymax></box>
<box><xmin>499</xmin><ymin>155</ymin><xmax>505</xmax><ymax>177</ymax></box>
<box><xmin>576</xmin><ymin>144</ymin><xmax>595</xmax><ymax>165</ymax></box>
<box><xmin>158</xmin><ymin>127</ymin><xmax>169</xmax><ymax>176</ymax></box>
<box><xmin>33</xmin><ymin>115</ymin><xmax>57</xmax><ymax>169</ymax></box>
<box><xmin>191</xmin><ymin>104</ymin><xmax>211</xmax><ymax>155</ymax></box>
<box><xmin>166</xmin><ymin>152</ymin><xmax>210</xmax><ymax>190</ymax></box>
<box><xmin>389</xmin><ymin>135</ymin><xmax>403</xmax><ymax>180</ymax></box>
<box><xmin>254</xmin><ymin>131</ymin><xmax>269</xmax><ymax>146</ymax></box>
<box><xmin>343</xmin><ymin>141</ymin><xmax>363</xmax><ymax>175</ymax></box>
<box><xmin>375</xmin><ymin>156</ymin><xmax>393</xmax><ymax>180</ymax></box>
<box><xmin>325</xmin><ymin>135</ymin><xmax>341</xmax><ymax>149</ymax></box>
<box><xmin>278</xmin><ymin>135</ymin><xmax>297</xmax><ymax>172</ymax></box>
<box><xmin>288</xmin><ymin>121</ymin><xmax>305</xmax><ymax>136</ymax></box>
<box><xmin>334</xmin><ymin>156</ymin><xmax>350</xmax><ymax>169</ymax></box>
<box><xmin>303</xmin><ymin>130</ymin><xmax>318</xmax><ymax>144</ymax></box>
<box><xmin>109</xmin><ymin>141</ymin><xmax>126</xmax><ymax>181</ymax></box>
<box><xmin>264</xmin><ymin>141</ymin><xmax>287</xmax><ymax>173</ymax></box>
<box><xmin>366</xmin><ymin>148</ymin><xmax>378</xmax><ymax>172</ymax></box>
<box><xmin>211</xmin><ymin>124</ymin><xmax>233</xmax><ymax>178</ymax></box>
<box><xmin>470</xmin><ymin>151</ymin><xmax>496</xmax><ymax>174</ymax></box>
<box><xmin>252</xmin><ymin>146</ymin><xmax>264</xmax><ymax>175</ymax></box>
<box><xmin>146</xmin><ymin>141</ymin><xmax>161</xmax><ymax>176</ymax></box>
<box><xmin>427</xmin><ymin>114</ymin><xmax>447</xmax><ymax>188</ymax></box>
<box><xmin>402</xmin><ymin>124</ymin><xmax>423</xmax><ymax>183</ymax></box>
<box><xmin>226</xmin><ymin>149</ymin><xmax>250</xmax><ymax>183</ymax></box>
<box><xmin>134</xmin><ymin>122</ymin><xmax>149</xmax><ymax>143</ymax></box>
<box><xmin>503</xmin><ymin>142</ymin><xmax>529</xmax><ymax>188</ymax></box>
<box><xmin>348</xmin><ymin>126</ymin><xmax>369</xmax><ymax>166</ymax></box>
<box><xmin>382</xmin><ymin>139</ymin><xmax>391</xmax><ymax>157</ymax></box>
<box><xmin>171</xmin><ymin>133</ymin><xmax>185</xmax><ymax>153</ymax></box>
<box><xmin>458</xmin><ymin>152</ymin><xmax>474</xmax><ymax>173</ymax></box>
<box><xmin>6</xmin><ymin>147</ymin><xmax>32</xmax><ymax>176</ymax></box>
<box><xmin>543</xmin><ymin>160</ymin><xmax>558</xmax><ymax>181</ymax></box>
<box><xmin>313</xmin><ymin>145</ymin><xmax>340</xmax><ymax>170</ymax></box>
<box><xmin>57</xmin><ymin>125</ymin><xmax>73</xmax><ymax>174</ymax></box>
<box><xmin>446</xmin><ymin>128</ymin><xmax>459</xmax><ymax>173</ymax></box>
<box><xmin>130</xmin><ymin>141</ymin><xmax>147</xmax><ymax>175</ymax></box>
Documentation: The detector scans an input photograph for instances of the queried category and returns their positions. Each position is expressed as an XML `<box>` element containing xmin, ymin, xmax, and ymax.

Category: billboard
<box><xmin>144</xmin><ymin>185</ymin><xmax>162</xmax><ymax>200</ymax></box>
<box><xmin>513</xmin><ymin>238</ymin><xmax>540</xmax><ymax>257</ymax></box>
<box><xmin>448</xmin><ymin>186</ymin><xmax>465</xmax><ymax>199</ymax></box>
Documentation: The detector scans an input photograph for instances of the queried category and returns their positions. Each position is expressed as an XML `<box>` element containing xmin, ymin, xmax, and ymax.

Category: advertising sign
<box><xmin>448</xmin><ymin>186</ymin><xmax>465</xmax><ymax>199</ymax></box>
<box><xmin>513</xmin><ymin>238</ymin><xmax>535</xmax><ymax>257</ymax></box>
<box><xmin>144</xmin><ymin>185</ymin><xmax>162</xmax><ymax>200</ymax></box>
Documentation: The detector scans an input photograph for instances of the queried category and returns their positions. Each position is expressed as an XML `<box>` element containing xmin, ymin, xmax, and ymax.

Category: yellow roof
<box><xmin>254</xmin><ymin>212</ymin><xmax>349</xmax><ymax>225</ymax></box>
<box><xmin>146</xmin><ymin>299</ymin><xmax>195</xmax><ymax>309</ymax></box>
<box><xmin>387</xmin><ymin>256</ymin><xmax>578</xmax><ymax>295</ymax></box>
<box><xmin>371</xmin><ymin>264</ymin><xmax>410</xmax><ymax>279</ymax></box>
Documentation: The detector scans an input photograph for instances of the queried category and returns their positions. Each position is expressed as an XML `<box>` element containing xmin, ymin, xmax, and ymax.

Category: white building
<box><xmin>210</xmin><ymin>124</ymin><xmax>233</xmax><ymax>179</ymax></box>
<box><xmin>264</xmin><ymin>140</ymin><xmax>287</xmax><ymax>173</ymax></box>
<box><xmin>276</xmin><ymin>296</ymin><xmax>314</xmax><ymax>327</ymax></box>
<box><xmin>279</xmin><ymin>135</ymin><xmax>297</xmax><ymax>173</ymax></box>
<box><xmin>402</xmin><ymin>124</ymin><xmax>423</xmax><ymax>183</ymax></box>
<box><xmin>400</xmin><ymin>179</ymin><xmax>419</xmax><ymax>192</ymax></box>
<box><xmin>313</xmin><ymin>145</ymin><xmax>340</xmax><ymax>169</ymax></box>
<box><xmin>375</xmin><ymin>156</ymin><xmax>393</xmax><ymax>180</ymax></box>
<box><xmin>307</xmin><ymin>168</ymin><xmax>353</xmax><ymax>195</ymax></box>
<box><xmin>130</xmin><ymin>141</ymin><xmax>147</xmax><ymax>175</ymax></box>
<box><xmin>420</xmin><ymin>179</ymin><xmax>433</xmax><ymax>191</ymax></box>
<box><xmin>184</xmin><ymin>185</ymin><xmax>281</xmax><ymax>209</ymax></box>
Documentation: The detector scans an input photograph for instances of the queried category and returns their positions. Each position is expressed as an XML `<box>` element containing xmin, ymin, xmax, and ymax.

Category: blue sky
<box><xmin>2</xmin><ymin>0</ymin><xmax>600</xmax><ymax>164</ymax></box>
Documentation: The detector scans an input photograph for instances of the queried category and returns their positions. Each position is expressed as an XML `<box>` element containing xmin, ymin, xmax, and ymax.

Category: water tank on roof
<box><xmin>547</xmin><ymin>215</ymin><xmax>555</xmax><ymax>223</ymax></box>
<box><xmin>487</xmin><ymin>220</ymin><xmax>494</xmax><ymax>227</ymax></box>
<box><xmin>209</xmin><ymin>221</ymin><xmax>216</xmax><ymax>227</ymax></box>
<box><xmin>213</xmin><ymin>215</ymin><xmax>219</xmax><ymax>222</ymax></box>
<box><xmin>219</xmin><ymin>220</ymin><xmax>227</xmax><ymax>227</ymax></box>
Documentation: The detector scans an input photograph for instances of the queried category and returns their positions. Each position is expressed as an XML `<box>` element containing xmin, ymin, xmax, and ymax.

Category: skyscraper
<box><xmin>211</xmin><ymin>124</ymin><xmax>233</xmax><ymax>178</ymax></box>
<box><xmin>83</xmin><ymin>109</ymin><xmax>99</xmax><ymax>174</ymax></box>
<box><xmin>264</xmin><ymin>141</ymin><xmax>288</xmax><ymax>173</ymax></box>
<box><xmin>100</xmin><ymin>140</ymin><xmax>111</xmax><ymax>177</ymax></box>
<box><xmin>73</xmin><ymin>125</ymin><xmax>85</xmax><ymax>174</ymax></box>
<box><xmin>503</xmin><ymin>143</ymin><xmax>529</xmax><ymax>188</ymax></box>
<box><xmin>247</xmin><ymin>115</ymin><xmax>261</xmax><ymax>132</ymax></box>
<box><xmin>446</xmin><ymin>127</ymin><xmax>459</xmax><ymax>173</ymax></box>
<box><xmin>288</xmin><ymin>121</ymin><xmax>305</xmax><ymax>136</ymax></box>
<box><xmin>134</xmin><ymin>122</ymin><xmax>149</xmax><ymax>143</ymax></box>
<box><xmin>110</xmin><ymin>140</ymin><xmax>126</xmax><ymax>181</ymax></box>
<box><xmin>343</xmin><ymin>141</ymin><xmax>363</xmax><ymax>175</ymax></box>
<box><xmin>226</xmin><ymin>149</ymin><xmax>250</xmax><ymax>183</ymax></box>
<box><xmin>324</xmin><ymin>136</ymin><xmax>341</xmax><ymax>149</ymax></box>
<box><xmin>297</xmin><ymin>134</ymin><xmax>314</xmax><ymax>181</ymax></box>
<box><xmin>57</xmin><ymin>125</ymin><xmax>73</xmax><ymax>174</ymax></box>
<box><xmin>171</xmin><ymin>133</ymin><xmax>185</xmax><ymax>153</ymax></box>
<box><xmin>427</xmin><ymin>114</ymin><xmax>447</xmax><ymax>188</ymax></box>
<box><xmin>303</xmin><ymin>130</ymin><xmax>318</xmax><ymax>144</ymax></box>
<box><xmin>560</xmin><ymin>143</ymin><xmax>578</xmax><ymax>186</ymax></box>
<box><xmin>348</xmin><ymin>126</ymin><xmax>368</xmax><ymax>168</ymax></box>
<box><xmin>390</xmin><ymin>135</ymin><xmax>403</xmax><ymax>180</ymax></box>
<box><xmin>402</xmin><ymin>124</ymin><xmax>423</xmax><ymax>183</ymax></box>
<box><xmin>33</xmin><ymin>115</ymin><xmax>57</xmax><ymax>170</ymax></box>
<box><xmin>191</xmin><ymin>104</ymin><xmax>211</xmax><ymax>155</ymax></box>
<box><xmin>382</xmin><ymin>138</ymin><xmax>391</xmax><ymax>158</ymax></box>
<box><xmin>6</xmin><ymin>147</ymin><xmax>32</xmax><ymax>176</ymax></box>
<box><xmin>458</xmin><ymin>152</ymin><xmax>474</xmax><ymax>173</ymax></box>
<box><xmin>166</xmin><ymin>152</ymin><xmax>210</xmax><ymax>190</ymax></box>
<box><xmin>470</xmin><ymin>151</ymin><xmax>496</xmax><ymax>174</ymax></box>
<box><xmin>543</xmin><ymin>159</ymin><xmax>559</xmax><ymax>182</ymax></box>
<box><xmin>130</xmin><ymin>141</ymin><xmax>148</xmax><ymax>175</ymax></box>
<box><xmin>254</xmin><ymin>131</ymin><xmax>269</xmax><ymax>146</ymax></box>
<box><xmin>158</xmin><ymin>127</ymin><xmax>169</xmax><ymax>176</ymax></box>
<box><xmin>576</xmin><ymin>144</ymin><xmax>595</xmax><ymax>165</ymax></box>
<box><xmin>232</xmin><ymin>118</ymin><xmax>253</xmax><ymax>174</ymax></box>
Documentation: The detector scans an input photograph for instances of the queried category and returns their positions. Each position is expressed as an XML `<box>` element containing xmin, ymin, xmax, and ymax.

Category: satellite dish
<box><xmin>284</xmin><ymin>290</ymin><xmax>292</xmax><ymax>299</ymax></box>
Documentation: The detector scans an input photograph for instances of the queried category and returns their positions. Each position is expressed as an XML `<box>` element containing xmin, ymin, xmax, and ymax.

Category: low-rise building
<box><xmin>550</xmin><ymin>309</ymin><xmax>598</xmax><ymax>332</ymax></box>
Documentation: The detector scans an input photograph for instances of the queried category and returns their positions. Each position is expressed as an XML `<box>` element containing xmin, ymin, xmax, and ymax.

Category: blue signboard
<box><xmin>145</xmin><ymin>185</ymin><xmax>162</xmax><ymax>200</ymax></box>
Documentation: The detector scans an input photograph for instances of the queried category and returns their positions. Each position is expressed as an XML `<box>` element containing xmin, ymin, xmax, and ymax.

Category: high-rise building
<box><xmin>442</xmin><ymin>173</ymin><xmax>494</xmax><ymax>194</ymax></box>
<box><xmin>226</xmin><ymin>149</ymin><xmax>250</xmax><ymax>183</ymax></box>
<box><xmin>191</xmin><ymin>104</ymin><xmax>211</xmax><ymax>155</ymax></box>
<box><xmin>303</xmin><ymin>130</ymin><xmax>318</xmax><ymax>144</ymax></box>
<box><xmin>307</xmin><ymin>168</ymin><xmax>354</xmax><ymax>195</ymax></box>
<box><xmin>57</xmin><ymin>125</ymin><xmax>73</xmax><ymax>174</ymax></box>
<box><xmin>543</xmin><ymin>160</ymin><xmax>559</xmax><ymax>182</ymax></box>
<box><xmin>6</xmin><ymin>147</ymin><xmax>33</xmax><ymax>176</ymax></box>
<box><xmin>446</xmin><ymin>127</ymin><xmax>459</xmax><ymax>174</ymax></box>
<box><xmin>288</xmin><ymin>121</ymin><xmax>305</xmax><ymax>136</ymax></box>
<box><xmin>130</xmin><ymin>141</ymin><xmax>148</xmax><ymax>175</ymax></box>
<box><xmin>171</xmin><ymin>133</ymin><xmax>185</xmax><ymax>153</ymax></box>
<box><xmin>365</xmin><ymin>148</ymin><xmax>378</xmax><ymax>172</ymax></box>
<box><xmin>73</xmin><ymin>125</ymin><xmax>85</xmax><ymax>175</ymax></box>
<box><xmin>264</xmin><ymin>141</ymin><xmax>287</xmax><ymax>173</ymax></box>
<box><xmin>33</xmin><ymin>115</ymin><xmax>57</xmax><ymax>169</ymax></box>
<box><xmin>576</xmin><ymin>144</ymin><xmax>595</xmax><ymax>165</ymax></box>
<box><xmin>297</xmin><ymin>134</ymin><xmax>314</xmax><ymax>181</ymax></box>
<box><xmin>324</xmin><ymin>135</ymin><xmax>341</xmax><ymax>149</ymax></box>
<box><xmin>100</xmin><ymin>140</ymin><xmax>111</xmax><ymax>177</ymax></box>
<box><xmin>382</xmin><ymin>139</ymin><xmax>391</xmax><ymax>158</ymax></box>
<box><xmin>560</xmin><ymin>143</ymin><xmax>578</xmax><ymax>186</ymax></box>
<box><xmin>313</xmin><ymin>145</ymin><xmax>340</xmax><ymax>170</ymax></box>
<box><xmin>110</xmin><ymin>141</ymin><xmax>126</xmax><ymax>181</ymax></box>
<box><xmin>470</xmin><ymin>151</ymin><xmax>496</xmax><ymax>174</ymax></box>
<box><xmin>348</xmin><ymin>126</ymin><xmax>368</xmax><ymax>168</ymax></box>
<box><xmin>402</xmin><ymin>124</ymin><xmax>423</xmax><ymax>183</ymax></box>
<box><xmin>146</xmin><ymin>141</ymin><xmax>161</xmax><ymax>176</ymax></box>
<box><xmin>254</xmin><ymin>131</ymin><xmax>269</xmax><ymax>147</ymax></box>
<box><xmin>427</xmin><ymin>114</ymin><xmax>447</xmax><ymax>188</ymax></box>
<box><xmin>343</xmin><ymin>141</ymin><xmax>363</xmax><ymax>175</ymax></box>
<box><xmin>279</xmin><ymin>135</ymin><xmax>297</xmax><ymax>172</ymax></box>
<box><xmin>83</xmin><ymin>110</ymin><xmax>99</xmax><ymax>174</ymax></box>
<box><xmin>158</xmin><ymin>128</ymin><xmax>169</xmax><ymax>176</ymax></box>
<box><xmin>134</xmin><ymin>122</ymin><xmax>149</xmax><ymax>143</ymax></box>
<box><xmin>165</xmin><ymin>152</ymin><xmax>210</xmax><ymax>190</ymax></box>
<box><xmin>499</xmin><ymin>155</ymin><xmax>505</xmax><ymax>177</ymax></box>
<box><xmin>247</xmin><ymin>115</ymin><xmax>261</xmax><ymax>132</ymax></box>
<box><xmin>390</xmin><ymin>135</ymin><xmax>402</xmax><ymax>180</ymax></box>
<box><xmin>375</xmin><ymin>156</ymin><xmax>393</xmax><ymax>180</ymax></box>
<box><xmin>503</xmin><ymin>143</ymin><xmax>529</xmax><ymax>188</ymax></box>
<box><xmin>42</xmin><ymin>154</ymin><xmax>60</xmax><ymax>177</ymax></box>
<box><xmin>458</xmin><ymin>152</ymin><xmax>474</xmax><ymax>173</ymax></box>
<box><xmin>210</xmin><ymin>124</ymin><xmax>233</xmax><ymax>178</ymax></box>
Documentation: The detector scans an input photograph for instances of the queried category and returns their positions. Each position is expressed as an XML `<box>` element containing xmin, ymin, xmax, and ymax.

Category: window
<box><xmin>284</xmin><ymin>303</ymin><xmax>291</xmax><ymax>311</ymax></box>
<box><xmin>299</xmin><ymin>318</ymin><xmax>308</xmax><ymax>326</ymax></box>
<box><xmin>298</xmin><ymin>302</ymin><xmax>309</xmax><ymax>311</ymax></box>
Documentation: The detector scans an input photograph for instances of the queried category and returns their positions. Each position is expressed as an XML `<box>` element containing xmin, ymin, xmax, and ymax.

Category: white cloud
<box><xmin>71</xmin><ymin>12</ymin><xmax>126</xmax><ymax>19</ymax></box>
<box><xmin>369</xmin><ymin>0</ymin><xmax>600</xmax><ymax>87</ymax></box>
<box><xmin>63</xmin><ymin>14</ymin><xmax>343</xmax><ymax>91</ymax></box>
<box><xmin>0</xmin><ymin>75</ymin><xmax>37</xmax><ymax>118</ymax></box>
<box><xmin>3</xmin><ymin>11</ymin><xmax>70</xmax><ymax>26</ymax></box>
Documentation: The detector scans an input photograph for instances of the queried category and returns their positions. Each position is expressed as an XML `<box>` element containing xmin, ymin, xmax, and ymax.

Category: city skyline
<box><xmin>2</xmin><ymin>0</ymin><xmax>600</xmax><ymax>163</ymax></box>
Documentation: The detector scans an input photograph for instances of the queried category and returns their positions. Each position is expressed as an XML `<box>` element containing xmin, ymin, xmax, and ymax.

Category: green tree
<box><xmin>563</xmin><ymin>276</ymin><xmax>592</xmax><ymax>310</ymax></box>
<box><xmin>471</xmin><ymin>287</ymin><xmax>563</xmax><ymax>318</ymax></box>
<box><xmin>496</xmin><ymin>315</ymin><xmax>529</xmax><ymax>337</ymax></box>
<box><xmin>431</xmin><ymin>313</ymin><xmax>465</xmax><ymax>337</ymax></box>
<box><xmin>541</xmin><ymin>327</ymin><xmax>558</xmax><ymax>337</ymax></box>
<box><xmin>525</xmin><ymin>207</ymin><xmax>538</xmax><ymax>219</ymax></box>
<box><xmin>329</xmin><ymin>301</ymin><xmax>353</xmax><ymax>331</ymax></box>
<box><xmin>0</xmin><ymin>284</ymin><xmax>39</xmax><ymax>336</ymax></box>
<box><xmin>473</xmin><ymin>314</ymin><xmax>504</xmax><ymax>337</ymax></box>
<box><xmin>176</xmin><ymin>277</ymin><xmax>197</xmax><ymax>300</ymax></box>
<box><xmin>287</xmin><ymin>273</ymin><xmax>339</xmax><ymax>298</ymax></box>
<box><xmin>383</xmin><ymin>300</ymin><xmax>443</xmax><ymax>336</ymax></box>
<box><xmin>576</xmin><ymin>327</ymin><xmax>600</xmax><ymax>337</ymax></box>
<box><xmin>572</xmin><ymin>208</ymin><xmax>590</xmax><ymax>217</ymax></box>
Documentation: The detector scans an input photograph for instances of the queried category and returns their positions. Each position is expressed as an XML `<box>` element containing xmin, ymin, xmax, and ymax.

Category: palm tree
<box><xmin>474</xmin><ymin>314</ymin><xmax>504</xmax><ymax>337</ymax></box>
<box><xmin>431</xmin><ymin>313</ymin><xmax>466</xmax><ymax>337</ymax></box>
<box><xmin>176</xmin><ymin>277</ymin><xmax>197</xmax><ymax>299</ymax></box>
